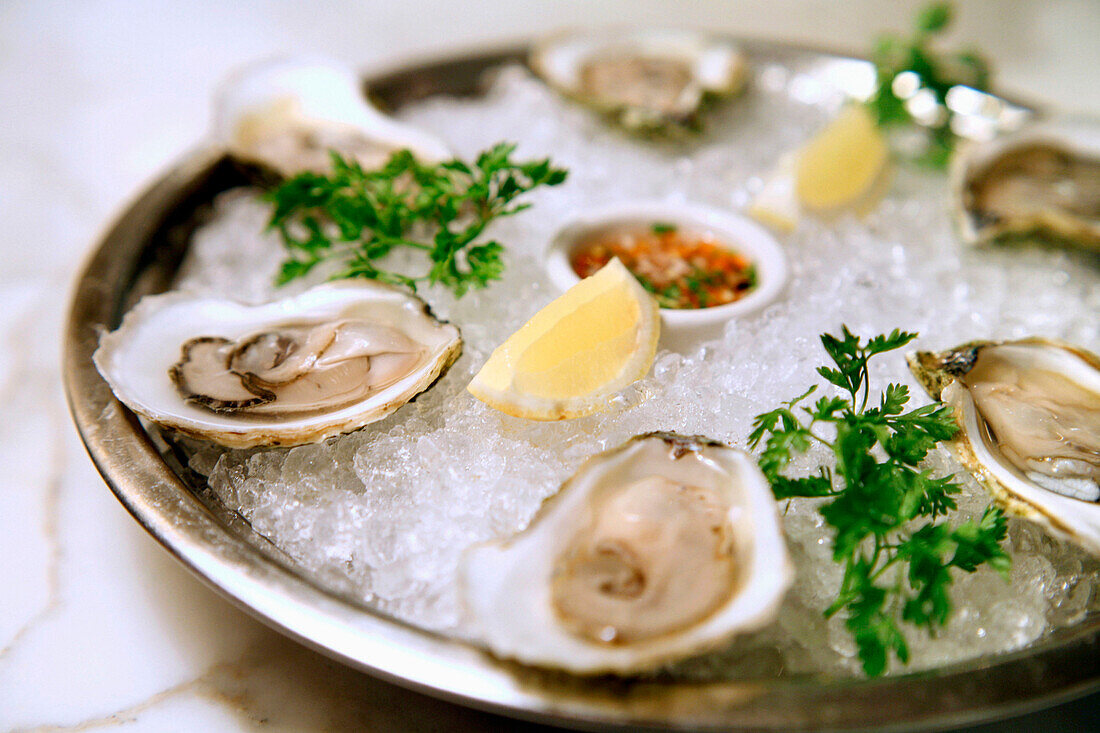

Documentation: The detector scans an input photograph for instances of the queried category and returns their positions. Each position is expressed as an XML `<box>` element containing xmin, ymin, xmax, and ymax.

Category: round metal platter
<box><xmin>64</xmin><ymin>40</ymin><xmax>1099</xmax><ymax>731</ymax></box>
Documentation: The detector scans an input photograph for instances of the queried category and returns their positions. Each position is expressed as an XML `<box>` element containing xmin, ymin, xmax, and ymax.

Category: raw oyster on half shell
<box><xmin>908</xmin><ymin>338</ymin><xmax>1100</xmax><ymax>554</ymax></box>
<box><xmin>459</xmin><ymin>432</ymin><xmax>792</xmax><ymax>675</ymax></box>
<box><xmin>94</xmin><ymin>281</ymin><xmax>461</xmax><ymax>448</ymax></box>
<box><xmin>530</xmin><ymin>29</ymin><xmax>748</xmax><ymax>134</ymax></box>
<box><xmin>950</xmin><ymin>116</ymin><xmax>1100</xmax><ymax>250</ymax></box>
<box><xmin>214</xmin><ymin>57</ymin><xmax>451</xmax><ymax>177</ymax></box>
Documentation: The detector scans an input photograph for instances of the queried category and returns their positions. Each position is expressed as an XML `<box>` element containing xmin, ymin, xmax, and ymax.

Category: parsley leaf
<box><xmin>748</xmin><ymin>327</ymin><xmax>1010</xmax><ymax>676</ymax></box>
<box><xmin>265</xmin><ymin>143</ymin><xmax>568</xmax><ymax>297</ymax></box>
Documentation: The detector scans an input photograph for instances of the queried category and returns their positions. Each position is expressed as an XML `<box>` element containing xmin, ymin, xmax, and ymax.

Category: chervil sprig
<box><xmin>265</xmin><ymin>143</ymin><xmax>568</xmax><ymax>297</ymax></box>
<box><xmin>866</xmin><ymin>2</ymin><xmax>993</xmax><ymax>167</ymax></box>
<box><xmin>748</xmin><ymin>326</ymin><xmax>1010</xmax><ymax>676</ymax></box>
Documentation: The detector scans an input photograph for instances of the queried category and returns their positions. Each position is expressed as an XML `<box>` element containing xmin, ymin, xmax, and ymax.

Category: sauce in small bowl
<box><xmin>570</xmin><ymin>224</ymin><xmax>758</xmax><ymax>310</ymax></box>
<box><xmin>545</xmin><ymin>201</ymin><xmax>788</xmax><ymax>350</ymax></box>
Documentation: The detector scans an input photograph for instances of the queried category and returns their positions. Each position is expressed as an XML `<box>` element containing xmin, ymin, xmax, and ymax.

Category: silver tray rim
<box><xmin>64</xmin><ymin>38</ymin><xmax>1099</xmax><ymax>732</ymax></box>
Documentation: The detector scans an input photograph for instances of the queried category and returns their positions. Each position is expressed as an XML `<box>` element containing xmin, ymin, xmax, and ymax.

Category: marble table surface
<box><xmin>2</xmin><ymin>1</ymin><xmax>1097</xmax><ymax>730</ymax></box>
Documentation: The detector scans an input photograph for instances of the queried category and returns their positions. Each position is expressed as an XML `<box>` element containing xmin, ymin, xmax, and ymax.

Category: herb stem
<box><xmin>858</xmin><ymin>368</ymin><xmax>871</xmax><ymax>413</ymax></box>
<box><xmin>805</xmin><ymin>422</ymin><xmax>836</xmax><ymax>449</ymax></box>
<box><xmin>748</xmin><ymin>326</ymin><xmax>1010</xmax><ymax>676</ymax></box>
<box><xmin>266</xmin><ymin>144</ymin><xmax>567</xmax><ymax>296</ymax></box>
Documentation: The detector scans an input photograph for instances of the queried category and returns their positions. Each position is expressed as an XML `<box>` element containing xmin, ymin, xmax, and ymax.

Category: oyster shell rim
<box><xmin>907</xmin><ymin>337</ymin><xmax>1100</xmax><ymax>554</ymax></box>
<box><xmin>948</xmin><ymin>114</ymin><xmax>1100</xmax><ymax>251</ymax></box>
<box><xmin>93</xmin><ymin>280</ymin><xmax>463</xmax><ymax>449</ymax></box>
<box><xmin>458</xmin><ymin>431</ymin><xmax>794</xmax><ymax>675</ymax></box>
<box><xmin>528</xmin><ymin>27</ymin><xmax>749</xmax><ymax>133</ymax></box>
<box><xmin>213</xmin><ymin>55</ymin><xmax>453</xmax><ymax>179</ymax></box>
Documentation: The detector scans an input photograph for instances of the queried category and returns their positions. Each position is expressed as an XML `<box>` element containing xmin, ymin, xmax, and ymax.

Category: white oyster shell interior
<box><xmin>951</xmin><ymin>115</ymin><xmax>1100</xmax><ymax>248</ymax></box>
<box><xmin>459</xmin><ymin>433</ymin><xmax>792</xmax><ymax>675</ymax></box>
<box><xmin>214</xmin><ymin>57</ymin><xmax>451</xmax><ymax>177</ymax></box>
<box><xmin>933</xmin><ymin>340</ymin><xmax>1100</xmax><ymax>554</ymax></box>
<box><xmin>531</xmin><ymin>29</ymin><xmax>747</xmax><ymax>124</ymax></box>
<box><xmin>94</xmin><ymin>281</ymin><xmax>461</xmax><ymax>448</ymax></box>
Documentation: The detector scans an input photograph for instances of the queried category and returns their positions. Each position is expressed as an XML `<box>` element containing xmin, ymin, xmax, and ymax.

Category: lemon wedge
<box><xmin>795</xmin><ymin>104</ymin><xmax>890</xmax><ymax>212</ymax></box>
<box><xmin>747</xmin><ymin>152</ymin><xmax>800</xmax><ymax>233</ymax></box>
<box><xmin>749</xmin><ymin>105</ymin><xmax>890</xmax><ymax>230</ymax></box>
<box><xmin>468</xmin><ymin>259</ymin><xmax>660</xmax><ymax>420</ymax></box>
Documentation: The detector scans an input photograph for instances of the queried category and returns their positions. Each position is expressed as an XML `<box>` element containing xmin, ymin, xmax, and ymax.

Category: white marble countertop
<box><xmin>2</xmin><ymin>1</ymin><xmax>1097</xmax><ymax>730</ymax></box>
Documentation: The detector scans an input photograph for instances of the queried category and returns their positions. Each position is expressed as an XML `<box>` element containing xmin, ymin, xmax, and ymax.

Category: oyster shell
<box><xmin>950</xmin><ymin>116</ymin><xmax>1100</xmax><ymax>250</ymax></box>
<box><xmin>214</xmin><ymin>57</ymin><xmax>451</xmax><ymax>177</ymax></box>
<box><xmin>530</xmin><ymin>29</ymin><xmax>748</xmax><ymax>134</ymax></box>
<box><xmin>908</xmin><ymin>338</ymin><xmax>1100</xmax><ymax>554</ymax></box>
<box><xmin>459</xmin><ymin>432</ymin><xmax>792</xmax><ymax>674</ymax></box>
<box><xmin>94</xmin><ymin>281</ymin><xmax>461</xmax><ymax>448</ymax></box>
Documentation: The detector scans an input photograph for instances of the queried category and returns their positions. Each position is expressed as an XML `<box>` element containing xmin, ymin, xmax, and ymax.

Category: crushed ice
<box><xmin>175</xmin><ymin>64</ymin><xmax>1099</xmax><ymax>677</ymax></box>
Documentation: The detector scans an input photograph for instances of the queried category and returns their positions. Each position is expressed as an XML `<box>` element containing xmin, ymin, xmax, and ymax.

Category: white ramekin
<box><xmin>544</xmin><ymin>201</ymin><xmax>789</xmax><ymax>351</ymax></box>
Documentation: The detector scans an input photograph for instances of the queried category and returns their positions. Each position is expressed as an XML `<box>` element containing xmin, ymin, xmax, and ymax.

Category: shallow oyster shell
<box><xmin>459</xmin><ymin>432</ymin><xmax>792</xmax><ymax>675</ymax></box>
<box><xmin>908</xmin><ymin>338</ymin><xmax>1100</xmax><ymax>554</ymax></box>
<box><xmin>214</xmin><ymin>57</ymin><xmax>451</xmax><ymax>177</ymax></box>
<box><xmin>530</xmin><ymin>29</ymin><xmax>748</xmax><ymax>134</ymax></box>
<box><xmin>950</xmin><ymin>115</ymin><xmax>1100</xmax><ymax>250</ymax></box>
<box><xmin>94</xmin><ymin>281</ymin><xmax>461</xmax><ymax>448</ymax></box>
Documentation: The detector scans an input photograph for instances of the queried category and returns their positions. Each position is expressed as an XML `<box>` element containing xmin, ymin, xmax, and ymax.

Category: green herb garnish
<box><xmin>651</xmin><ymin>222</ymin><xmax>678</xmax><ymax>235</ymax></box>
<box><xmin>683</xmin><ymin>271</ymin><xmax>711</xmax><ymax>307</ymax></box>
<box><xmin>265</xmin><ymin>143</ymin><xmax>567</xmax><ymax>297</ymax></box>
<box><xmin>866</xmin><ymin>2</ymin><xmax>992</xmax><ymax>167</ymax></box>
<box><xmin>744</xmin><ymin>263</ymin><xmax>758</xmax><ymax>290</ymax></box>
<box><xmin>748</xmin><ymin>327</ymin><xmax>1010</xmax><ymax>676</ymax></box>
<box><xmin>633</xmin><ymin>273</ymin><xmax>678</xmax><ymax>309</ymax></box>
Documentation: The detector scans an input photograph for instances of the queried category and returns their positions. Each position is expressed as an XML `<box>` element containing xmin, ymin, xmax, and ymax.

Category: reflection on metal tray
<box><xmin>64</xmin><ymin>39</ymin><xmax>1098</xmax><ymax>731</ymax></box>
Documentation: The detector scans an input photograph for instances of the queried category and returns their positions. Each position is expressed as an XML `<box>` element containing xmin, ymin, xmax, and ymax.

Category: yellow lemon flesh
<box><xmin>468</xmin><ymin>259</ymin><xmax>660</xmax><ymax>420</ymax></box>
<box><xmin>749</xmin><ymin>105</ymin><xmax>890</xmax><ymax>230</ymax></box>
<box><xmin>795</xmin><ymin>104</ymin><xmax>890</xmax><ymax>212</ymax></box>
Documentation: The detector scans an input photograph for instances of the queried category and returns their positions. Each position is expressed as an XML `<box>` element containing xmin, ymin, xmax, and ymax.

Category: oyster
<box><xmin>214</xmin><ymin>57</ymin><xmax>451</xmax><ymax>177</ymax></box>
<box><xmin>530</xmin><ymin>29</ymin><xmax>748</xmax><ymax>134</ymax></box>
<box><xmin>951</xmin><ymin>116</ymin><xmax>1100</xmax><ymax>250</ymax></box>
<box><xmin>460</xmin><ymin>432</ymin><xmax>792</xmax><ymax>674</ymax></box>
<box><xmin>94</xmin><ymin>281</ymin><xmax>461</xmax><ymax>448</ymax></box>
<box><xmin>908</xmin><ymin>339</ymin><xmax>1100</xmax><ymax>554</ymax></box>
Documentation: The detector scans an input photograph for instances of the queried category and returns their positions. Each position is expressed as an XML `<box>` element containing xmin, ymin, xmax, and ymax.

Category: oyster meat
<box><xmin>530</xmin><ymin>29</ymin><xmax>748</xmax><ymax>133</ymax></box>
<box><xmin>94</xmin><ymin>281</ymin><xmax>461</xmax><ymax>448</ymax></box>
<box><xmin>460</xmin><ymin>433</ymin><xmax>792</xmax><ymax>674</ymax></box>
<box><xmin>214</xmin><ymin>57</ymin><xmax>451</xmax><ymax>177</ymax></box>
<box><xmin>908</xmin><ymin>338</ymin><xmax>1100</xmax><ymax>554</ymax></box>
<box><xmin>951</xmin><ymin>116</ymin><xmax>1100</xmax><ymax>250</ymax></box>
